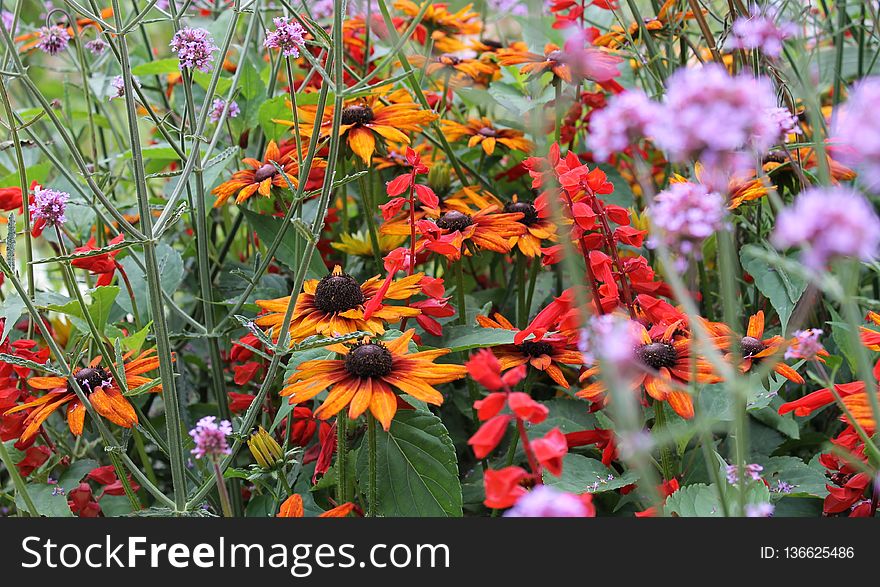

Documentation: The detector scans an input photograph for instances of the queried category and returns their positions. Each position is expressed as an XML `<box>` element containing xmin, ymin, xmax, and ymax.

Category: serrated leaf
<box><xmin>242</xmin><ymin>209</ymin><xmax>326</xmax><ymax>280</ymax></box>
<box><xmin>740</xmin><ymin>245</ymin><xmax>807</xmax><ymax>333</ymax></box>
<box><xmin>441</xmin><ymin>326</ymin><xmax>517</xmax><ymax>352</ymax></box>
<box><xmin>356</xmin><ymin>410</ymin><xmax>462</xmax><ymax>517</ymax></box>
<box><xmin>543</xmin><ymin>453</ymin><xmax>638</xmax><ymax>493</ymax></box>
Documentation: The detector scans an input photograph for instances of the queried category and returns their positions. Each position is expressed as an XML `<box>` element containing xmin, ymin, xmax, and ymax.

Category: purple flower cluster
<box><xmin>785</xmin><ymin>329</ymin><xmax>825</xmax><ymax>361</ymax></box>
<box><xmin>169</xmin><ymin>27</ymin><xmax>219</xmax><ymax>73</ymax></box>
<box><xmin>726</xmin><ymin>463</ymin><xmax>763</xmax><ymax>485</ymax></box>
<box><xmin>189</xmin><ymin>416</ymin><xmax>232</xmax><ymax>459</ymax></box>
<box><xmin>86</xmin><ymin>38</ymin><xmax>108</xmax><ymax>56</ymax></box>
<box><xmin>1</xmin><ymin>10</ymin><xmax>14</xmax><ymax>33</ymax></box>
<box><xmin>653</xmin><ymin>64</ymin><xmax>783</xmax><ymax>184</ymax></box>
<box><xmin>32</xmin><ymin>186</ymin><xmax>69</xmax><ymax>227</ymax></box>
<box><xmin>36</xmin><ymin>24</ymin><xmax>71</xmax><ymax>56</ymax></box>
<box><xmin>729</xmin><ymin>6</ymin><xmax>797</xmax><ymax>58</ymax></box>
<box><xmin>649</xmin><ymin>182</ymin><xmax>726</xmax><ymax>268</ymax></box>
<box><xmin>578</xmin><ymin>313</ymin><xmax>640</xmax><ymax>368</ymax></box>
<box><xmin>767</xmin><ymin>106</ymin><xmax>800</xmax><ymax>137</ymax></box>
<box><xmin>589</xmin><ymin>90</ymin><xmax>664</xmax><ymax>162</ymax></box>
<box><xmin>834</xmin><ymin>77</ymin><xmax>880</xmax><ymax>190</ymax></box>
<box><xmin>771</xmin><ymin>186</ymin><xmax>880</xmax><ymax>269</ymax></box>
<box><xmin>109</xmin><ymin>75</ymin><xmax>141</xmax><ymax>100</ymax></box>
<box><xmin>744</xmin><ymin>502</ymin><xmax>775</xmax><ymax>517</ymax></box>
<box><xmin>209</xmin><ymin>98</ymin><xmax>241</xmax><ymax>124</ymax></box>
<box><xmin>263</xmin><ymin>17</ymin><xmax>306</xmax><ymax>58</ymax></box>
<box><xmin>504</xmin><ymin>486</ymin><xmax>592</xmax><ymax>517</ymax></box>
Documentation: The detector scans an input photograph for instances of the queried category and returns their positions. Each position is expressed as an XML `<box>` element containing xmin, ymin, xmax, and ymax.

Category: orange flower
<box><xmin>408</xmin><ymin>53</ymin><xmax>497</xmax><ymax>85</ymax></box>
<box><xmin>723</xmin><ymin>311</ymin><xmax>806</xmax><ymax>384</ymax></box>
<box><xmin>420</xmin><ymin>205</ymin><xmax>527</xmax><ymax>258</ymax></box>
<box><xmin>476</xmin><ymin>313</ymin><xmax>582</xmax><ymax>387</ymax></box>
<box><xmin>394</xmin><ymin>0</ymin><xmax>482</xmax><ymax>53</ymax></box>
<box><xmin>380</xmin><ymin>185</ymin><xmax>502</xmax><ymax>236</ymax></box>
<box><xmin>277</xmin><ymin>494</ymin><xmax>358</xmax><ymax>517</ymax></box>
<box><xmin>502</xmin><ymin>196</ymin><xmax>556</xmax><ymax>257</ymax></box>
<box><xmin>290</xmin><ymin>90</ymin><xmax>438</xmax><ymax>164</ymax></box>
<box><xmin>441</xmin><ymin>118</ymin><xmax>533</xmax><ymax>156</ymax></box>
<box><xmin>281</xmin><ymin>330</ymin><xmax>466</xmax><ymax>429</ymax></box>
<box><xmin>254</xmin><ymin>265</ymin><xmax>424</xmax><ymax>343</ymax></box>
<box><xmin>3</xmin><ymin>350</ymin><xmax>162</xmax><ymax>445</ymax></box>
<box><xmin>671</xmin><ymin>166</ymin><xmax>774</xmax><ymax>210</ymax></box>
<box><xmin>593</xmin><ymin>0</ymin><xmax>700</xmax><ymax>49</ymax></box>
<box><xmin>211</xmin><ymin>140</ymin><xmax>318</xmax><ymax>207</ymax></box>
<box><xmin>578</xmin><ymin>321</ymin><xmax>720</xmax><ymax>419</ymax></box>
<box><xmin>498</xmin><ymin>42</ymin><xmax>571</xmax><ymax>82</ymax></box>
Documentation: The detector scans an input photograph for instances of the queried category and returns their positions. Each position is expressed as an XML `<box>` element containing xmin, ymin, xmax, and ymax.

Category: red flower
<box><xmin>484</xmin><ymin>466</ymin><xmax>529</xmax><ymax>509</ymax></box>
<box><xmin>71</xmin><ymin>234</ymin><xmax>124</xmax><ymax>286</ymax></box>
<box><xmin>507</xmin><ymin>392</ymin><xmax>548</xmax><ymax>424</ymax></box>
<box><xmin>68</xmin><ymin>482</ymin><xmax>101</xmax><ymax>518</ymax></box>
<box><xmin>565</xmin><ymin>428</ymin><xmax>617</xmax><ymax>466</ymax></box>
<box><xmin>468</xmin><ymin>414</ymin><xmax>512</xmax><ymax>459</ymax></box>
<box><xmin>16</xmin><ymin>444</ymin><xmax>50</xmax><ymax>476</ymax></box>
<box><xmin>530</xmin><ymin>428</ymin><xmax>567</xmax><ymax>476</ymax></box>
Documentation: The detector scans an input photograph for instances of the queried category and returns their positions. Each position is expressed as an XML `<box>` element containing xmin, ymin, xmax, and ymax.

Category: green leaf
<box><xmin>242</xmin><ymin>209</ymin><xmax>325</xmax><ymax>280</ymax></box>
<box><xmin>116</xmin><ymin>244</ymin><xmax>184</xmax><ymax>318</ymax></box>
<box><xmin>357</xmin><ymin>410</ymin><xmax>462</xmax><ymax>517</ymax></box>
<box><xmin>0</xmin><ymin>293</ymin><xmax>25</xmax><ymax>343</ymax></box>
<box><xmin>58</xmin><ymin>459</ymin><xmax>99</xmax><ymax>490</ymax></box>
<box><xmin>664</xmin><ymin>483</ymin><xmax>725</xmax><ymax>517</ymax></box>
<box><xmin>740</xmin><ymin>245</ymin><xmax>807</xmax><ymax>333</ymax></box>
<box><xmin>131</xmin><ymin>58</ymin><xmax>180</xmax><ymax>76</ymax></box>
<box><xmin>120</xmin><ymin>321</ymin><xmax>152</xmax><ymax>353</ymax></box>
<box><xmin>47</xmin><ymin>286</ymin><xmax>120</xmax><ymax>336</ymax></box>
<box><xmin>258</xmin><ymin>95</ymin><xmax>293</xmax><ymax>143</ymax></box>
<box><xmin>758</xmin><ymin>456</ymin><xmax>829</xmax><ymax>498</ymax></box>
<box><xmin>16</xmin><ymin>484</ymin><xmax>73</xmax><ymax>517</ymax></box>
<box><xmin>441</xmin><ymin>326</ymin><xmax>517</xmax><ymax>352</ymax></box>
<box><xmin>543</xmin><ymin>453</ymin><xmax>638</xmax><ymax>493</ymax></box>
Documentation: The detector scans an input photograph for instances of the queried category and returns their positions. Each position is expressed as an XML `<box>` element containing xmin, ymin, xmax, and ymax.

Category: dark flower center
<box><xmin>504</xmin><ymin>200</ymin><xmax>539</xmax><ymax>226</ymax></box>
<box><xmin>546</xmin><ymin>49</ymin><xmax>565</xmax><ymax>63</ymax></box>
<box><xmin>740</xmin><ymin>336</ymin><xmax>765</xmax><ymax>360</ymax></box>
<box><xmin>440</xmin><ymin>53</ymin><xmax>462</xmax><ymax>65</ymax></box>
<box><xmin>520</xmin><ymin>340</ymin><xmax>553</xmax><ymax>358</ymax></box>
<box><xmin>481</xmin><ymin>39</ymin><xmax>503</xmax><ymax>49</ymax></box>
<box><xmin>70</xmin><ymin>366</ymin><xmax>112</xmax><ymax>394</ymax></box>
<box><xmin>313</xmin><ymin>272</ymin><xmax>365</xmax><ymax>314</ymax></box>
<box><xmin>344</xmin><ymin>342</ymin><xmax>393</xmax><ymax>378</ymax></box>
<box><xmin>436</xmin><ymin>210</ymin><xmax>473</xmax><ymax>233</ymax></box>
<box><xmin>253</xmin><ymin>163</ymin><xmax>277</xmax><ymax>183</ymax></box>
<box><xmin>635</xmin><ymin>341</ymin><xmax>678</xmax><ymax>370</ymax></box>
<box><xmin>341</xmin><ymin>105</ymin><xmax>375</xmax><ymax>126</ymax></box>
<box><xmin>477</xmin><ymin>126</ymin><xmax>498</xmax><ymax>137</ymax></box>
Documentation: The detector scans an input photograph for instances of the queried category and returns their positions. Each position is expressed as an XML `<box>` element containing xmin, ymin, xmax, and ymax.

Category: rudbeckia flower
<box><xmin>394</xmin><ymin>0</ymin><xmax>482</xmax><ymax>53</ymax></box>
<box><xmin>417</xmin><ymin>205</ymin><xmax>527</xmax><ymax>259</ymax></box>
<box><xmin>211</xmin><ymin>140</ymin><xmax>318</xmax><ymax>207</ymax></box>
<box><xmin>254</xmin><ymin>265</ymin><xmax>424</xmax><ymax>342</ymax></box>
<box><xmin>380</xmin><ymin>185</ymin><xmax>502</xmax><ymax>236</ymax></box>
<box><xmin>578</xmin><ymin>321</ymin><xmax>720</xmax><ymax>419</ymax></box>
<box><xmin>441</xmin><ymin>118</ymin><xmax>533</xmax><ymax>155</ymax></box>
<box><xmin>719</xmin><ymin>311</ymin><xmax>808</xmax><ymax>384</ymax></box>
<box><xmin>408</xmin><ymin>53</ymin><xmax>497</xmax><ymax>85</ymax></box>
<box><xmin>476</xmin><ymin>312</ymin><xmax>582</xmax><ymax>387</ymax></box>
<box><xmin>330</xmin><ymin>231</ymin><xmax>407</xmax><ymax>258</ymax></box>
<box><xmin>289</xmin><ymin>90</ymin><xmax>438</xmax><ymax>165</ymax></box>
<box><xmin>502</xmin><ymin>196</ymin><xmax>557</xmax><ymax>257</ymax></box>
<box><xmin>3</xmin><ymin>350</ymin><xmax>162</xmax><ymax>445</ymax></box>
<box><xmin>281</xmin><ymin>329</ymin><xmax>466</xmax><ymax>429</ymax></box>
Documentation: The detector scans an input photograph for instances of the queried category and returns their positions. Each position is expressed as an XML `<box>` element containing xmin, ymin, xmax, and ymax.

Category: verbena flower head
<box><xmin>835</xmin><ymin>77</ymin><xmax>880</xmax><ymax>190</ymax></box>
<box><xmin>85</xmin><ymin>38</ymin><xmax>108</xmax><ymax>56</ymax></box>
<box><xmin>653</xmin><ymin>64</ymin><xmax>782</xmax><ymax>181</ymax></box>
<box><xmin>189</xmin><ymin>416</ymin><xmax>232</xmax><ymax>459</ymax></box>
<box><xmin>36</xmin><ymin>24</ymin><xmax>71</xmax><ymax>56</ymax></box>
<box><xmin>504</xmin><ymin>485</ymin><xmax>593</xmax><ymax>517</ymax></box>
<box><xmin>32</xmin><ymin>186</ymin><xmax>69</xmax><ymax>227</ymax></box>
<box><xmin>649</xmin><ymin>182</ymin><xmax>726</xmax><ymax>268</ymax></box>
<box><xmin>1</xmin><ymin>10</ymin><xmax>14</xmax><ymax>32</ymax></box>
<box><xmin>767</xmin><ymin>106</ymin><xmax>800</xmax><ymax>137</ymax></box>
<box><xmin>263</xmin><ymin>17</ymin><xmax>306</xmax><ymax>58</ymax></box>
<box><xmin>729</xmin><ymin>6</ymin><xmax>797</xmax><ymax>57</ymax></box>
<box><xmin>169</xmin><ymin>27</ymin><xmax>219</xmax><ymax>72</ymax></box>
<box><xmin>726</xmin><ymin>463</ymin><xmax>763</xmax><ymax>485</ymax></box>
<box><xmin>785</xmin><ymin>329</ymin><xmax>824</xmax><ymax>360</ymax></box>
<box><xmin>578</xmin><ymin>313</ymin><xmax>640</xmax><ymax>367</ymax></box>
<box><xmin>109</xmin><ymin>75</ymin><xmax>141</xmax><ymax>100</ymax></box>
<box><xmin>771</xmin><ymin>186</ymin><xmax>880</xmax><ymax>268</ymax></box>
<box><xmin>589</xmin><ymin>89</ymin><xmax>663</xmax><ymax>162</ymax></box>
<box><xmin>745</xmin><ymin>502</ymin><xmax>775</xmax><ymax>517</ymax></box>
<box><xmin>209</xmin><ymin>98</ymin><xmax>240</xmax><ymax>123</ymax></box>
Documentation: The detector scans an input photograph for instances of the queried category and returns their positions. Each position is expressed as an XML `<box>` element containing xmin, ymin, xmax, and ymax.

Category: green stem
<box><xmin>367</xmin><ymin>412</ymin><xmax>378</xmax><ymax>517</ymax></box>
